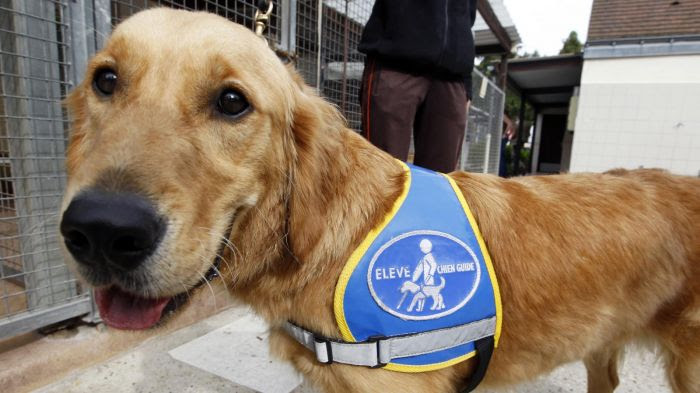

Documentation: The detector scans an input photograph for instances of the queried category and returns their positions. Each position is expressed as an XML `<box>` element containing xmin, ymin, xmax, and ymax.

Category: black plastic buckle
<box><xmin>314</xmin><ymin>336</ymin><xmax>333</xmax><ymax>364</ymax></box>
<box><xmin>367</xmin><ymin>335</ymin><xmax>388</xmax><ymax>368</ymax></box>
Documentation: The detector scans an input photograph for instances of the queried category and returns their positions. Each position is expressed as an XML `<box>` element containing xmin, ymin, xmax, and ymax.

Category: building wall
<box><xmin>570</xmin><ymin>54</ymin><xmax>700</xmax><ymax>176</ymax></box>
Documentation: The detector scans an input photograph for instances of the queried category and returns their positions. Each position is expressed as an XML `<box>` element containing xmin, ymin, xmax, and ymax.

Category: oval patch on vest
<box><xmin>367</xmin><ymin>230</ymin><xmax>481</xmax><ymax>321</ymax></box>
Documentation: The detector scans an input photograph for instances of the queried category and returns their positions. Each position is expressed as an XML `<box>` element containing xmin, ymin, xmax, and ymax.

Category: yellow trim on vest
<box><xmin>443</xmin><ymin>174</ymin><xmax>502</xmax><ymax>347</ymax></box>
<box><xmin>384</xmin><ymin>349</ymin><xmax>477</xmax><ymax>373</ymax></box>
<box><xmin>334</xmin><ymin>160</ymin><xmax>411</xmax><ymax>342</ymax></box>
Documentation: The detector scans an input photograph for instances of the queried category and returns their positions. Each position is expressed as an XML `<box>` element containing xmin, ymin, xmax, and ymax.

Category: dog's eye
<box><xmin>216</xmin><ymin>89</ymin><xmax>249</xmax><ymax>118</ymax></box>
<box><xmin>93</xmin><ymin>68</ymin><xmax>118</xmax><ymax>96</ymax></box>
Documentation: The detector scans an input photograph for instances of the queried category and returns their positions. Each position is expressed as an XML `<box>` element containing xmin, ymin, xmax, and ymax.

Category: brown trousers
<box><xmin>360</xmin><ymin>58</ymin><xmax>467</xmax><ymax>173</ymax></box>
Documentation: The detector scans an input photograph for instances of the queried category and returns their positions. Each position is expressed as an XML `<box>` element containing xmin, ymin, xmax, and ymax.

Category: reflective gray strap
<box><xmin>283</xmin><ymin>316</ymin><xmax>496</xmax><ymax>368</ymax></box>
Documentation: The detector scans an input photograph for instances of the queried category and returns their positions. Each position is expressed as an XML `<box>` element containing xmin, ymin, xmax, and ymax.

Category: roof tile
<box><xmin>588</xmin><ymin>0</ymin><xmax>700</xmax><ymax>41</ymax></box>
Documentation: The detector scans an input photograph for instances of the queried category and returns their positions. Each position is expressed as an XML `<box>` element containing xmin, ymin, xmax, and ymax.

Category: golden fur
<box><xmin>62</xmin><ymin>9</ymin><xmax>700</xmax><ymax>393</ymax></box>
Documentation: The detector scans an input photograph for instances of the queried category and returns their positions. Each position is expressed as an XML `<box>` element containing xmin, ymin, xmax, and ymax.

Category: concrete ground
<box><xmin>31</xmin><ymin>304</ymin><xmax>672</xmax><ymax>393</ymax></box>
<box><xmin>0</xmin><ymin>280</ymin><xmax>237</xmax><ymax>393</ymax></box>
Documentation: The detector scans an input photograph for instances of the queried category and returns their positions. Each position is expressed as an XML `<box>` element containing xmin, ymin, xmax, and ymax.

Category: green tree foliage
<box><xmin>560</xmin><ymin>31</ymin><xmax>583</xmax><ymax>55</ymax></box>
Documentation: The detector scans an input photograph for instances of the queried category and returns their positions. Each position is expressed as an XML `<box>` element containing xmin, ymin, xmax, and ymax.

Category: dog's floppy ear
<box><xmin>274</xmin><ymin>48</ymin><xmax>296</xmax><ymax>65</ymax></box>
<box><xmin>283</xmin><ymin>69</ymin><xmax>348</xmax><ymax>262</ymax></box>
<box><xmin>287</xmin><ymin>70</ymin><xmax>346</xmax><ymax>155</ymax></box>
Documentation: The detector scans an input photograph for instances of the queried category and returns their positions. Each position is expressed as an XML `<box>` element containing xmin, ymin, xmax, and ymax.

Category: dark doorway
<box><xmin>537</xmin><ymin>114</ymin><xmax>567</xmax><ymax>173</ymax></box>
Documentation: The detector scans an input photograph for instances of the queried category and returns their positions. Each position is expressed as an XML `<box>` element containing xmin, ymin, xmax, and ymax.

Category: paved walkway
<box><xmin>35</xmin><ymin>306</ymin><xmax>672</xmax><ymax>393</ymax></box>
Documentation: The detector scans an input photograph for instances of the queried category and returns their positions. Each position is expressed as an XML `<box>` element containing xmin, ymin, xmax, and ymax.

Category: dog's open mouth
<box><xmin>94</xmin><ymin>263</ymin><xmax>220</xmax><ymax>330</ymax></box>
<box><xmin>94</xmin><ymin>286</ymin><xmax>172</xmax><ymax>329</ymax></box>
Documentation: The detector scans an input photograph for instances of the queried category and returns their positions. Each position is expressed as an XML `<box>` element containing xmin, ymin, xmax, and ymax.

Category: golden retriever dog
<box><xmin>59</xmin><ymin>8</ymin><xmax>700</xmax><ymax>393</ymax></box>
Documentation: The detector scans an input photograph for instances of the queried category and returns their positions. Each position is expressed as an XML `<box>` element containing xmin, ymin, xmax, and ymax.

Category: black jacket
<box><xmin>358</xmin><ymin>0</ymin><xmax>478</xmax><ymax>98</ymax></box>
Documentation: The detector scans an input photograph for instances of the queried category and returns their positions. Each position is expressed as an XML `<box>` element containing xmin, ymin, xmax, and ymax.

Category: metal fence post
<box><xmin>93</xmin><ymin>0</ymin><xmax>112</xmax><ymax>53</ymax></box>
<box><xmin>492</xmin><ymin>82</ymin><xmax>504</xmax><ymax>175</ymax></box>
<box><xmin>279</xmin><ymin>0</ymin><xmax>297</xmax><ymax>54</ymax></box>
<box><xmin>315</xmin><ymin>0</ymin><xmax>323</xmax><ymax>89</ymax></box>
<box><xmin>68</xmin><ymin>0</ymin><xmax>89</xmax><ymax>91</ymax></box>
<box><xmin>68</xmin><ymin>0</ymin><xmax>110</xmax><ymax>324</ymax></box>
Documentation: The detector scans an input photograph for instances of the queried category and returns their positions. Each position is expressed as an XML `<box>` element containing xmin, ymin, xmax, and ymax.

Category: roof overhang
<box><xmin>585</xmin><ymin>35</ymin><xmax>700</xmax><ymax>59</ymax></box>
<box><xmin>473</xmin><ymin>0</ymin><xmax>521</xmax><ymax>55</ymax></box>
<box><xmin>506</xmin><ymin>54</ymin><xmax>583</xmax><ymax>108</ymax></box>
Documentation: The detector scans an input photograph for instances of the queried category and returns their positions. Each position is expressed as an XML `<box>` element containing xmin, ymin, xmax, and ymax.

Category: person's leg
<box><xmin>360</xmin><ymin>60</ymin><xmax>429</xmax><ymax>160</ymax></box>
<box><xmin>413</xmin><ymin>79</ymin><xmax>467</xmax><ymax>173</ymax></box>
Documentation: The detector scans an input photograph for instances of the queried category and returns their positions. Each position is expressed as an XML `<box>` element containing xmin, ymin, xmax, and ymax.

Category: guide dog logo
<box><xmin>367</xmin><ymin>230</ymin><xmax>481</xmax><ymax>321</ymax></box>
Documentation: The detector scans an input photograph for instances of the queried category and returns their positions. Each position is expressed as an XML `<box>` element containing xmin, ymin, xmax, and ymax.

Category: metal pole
<box><xmin>316</xmin><ymin>0</ymin><xmax>323</xmax><ymax>90</ymax></box>
<box><xmin>70</xmin><ymin>0</ymin><xmax>105</xmax><ymax>324</ymax></box>
<box><xmin>279</xmin><ymin>0</ymin><xmax>297</xmax><ymax>53</ymax></box>
<box><xmin>528</xmin><ymin>110</ymin><xmax>539</xmax><ymax>174</ymax></box>
<box><xmin>483</xmin><ymin>133</ymin><xmax>491</xmax><ymax>174</ymax></box>
<box><xmin>340</xmin><ymin>0</ymin><xmax>349</xmax><ymax>113</ymax></box>
<box><xmin>93</xmin><ymin>0</ymin><xmax>112</xmax><ymax>54</ymax></box>
<box><xmin>514</xmin><ymin>92</ymin><xmax>525</xmax><ymax>176</ymax></box>
<box><xmin>498</xmin><ymin>54</ymin><xmax>508</xmax><ymax>91</ymax></box>
<box><xmin>69</xmin><ymin>0</ymin><xmax>89</xmax><ymax>87</ymax></box>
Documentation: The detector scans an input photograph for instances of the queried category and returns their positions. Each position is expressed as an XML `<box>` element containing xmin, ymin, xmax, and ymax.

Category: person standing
<box><xmin>359</xmin><ymin>0</ymin><xmax>477</xmax><ymax>173</ymax></box>
<box><xmin>413</xmin><ymin>239</ymin><xmax>437</xmax><ymax>287</ymax></box>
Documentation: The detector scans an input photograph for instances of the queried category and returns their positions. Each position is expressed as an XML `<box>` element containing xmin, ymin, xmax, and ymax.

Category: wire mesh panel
<box><xmin>295</xmin><ymin>0</ymin><xmax>373</xmax><ymax>130</ymax></box>
<box><xmin>318</xmin><ymin>0</ymin><xmax>371</xmax><ymax>131</ymax></box>
<box><xmin>295</xmin><ymin>0</ymin><xmax>320</xmax><ymax>85</ymax></box>
<box><xmin>109</xmin><ymin>0</ymin><xmax>281</xmax><ymax>43</ymax></box>
<box><xmin>0</xmin><ymin>0</ymin><xmax>92</xmax><ymax>337</ymax></box>
<box><xmin>461</xmin><ymin>69</ymin><xmax>504</xmax><ymax>174</ymax></box>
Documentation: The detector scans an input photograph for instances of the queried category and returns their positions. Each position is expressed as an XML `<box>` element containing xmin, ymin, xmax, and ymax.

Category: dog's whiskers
<box><xmin>192</xmin><ymin>236</ymin><xmax>235</xmax><ymax>293</ymax></box>
<box><xmin>196</xmin><ymin>269</ymin><xmax>219</xmax><ymax>311</ymax></box>
<box><xmin>194</xmin><ymin>226</ymin><xmax>242</xmax><ymax>271</ymax></box>
<box><xmin>177</xmin><ymin>280</ymin><xmax>192</xmax><ymax>304</ymax></box>
<box><xmin>196</xmin><ymin>226</ymin><xmax>244</xmax><ymax>266</ymax></box>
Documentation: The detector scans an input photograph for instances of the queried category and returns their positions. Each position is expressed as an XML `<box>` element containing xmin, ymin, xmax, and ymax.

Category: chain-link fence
<box><xmin>316</xmin><ymin>0</ymin><xmax>371</xmax><ymax>131</ymax></box>
<box><xmin>0</xmin><ymin>0</ymin><xmax>504</xmax><ymax>339</ymax></box>
<box><xmin>110</xmin><ymin>0</ymin><xmax>281</xmax><ymax>38</ymax></box>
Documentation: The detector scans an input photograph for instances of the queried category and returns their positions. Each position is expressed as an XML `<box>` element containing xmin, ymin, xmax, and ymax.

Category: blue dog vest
<box><xmin>333</xmin><ymin>162</ymin><xmax>501</xmax><ymax>372</ymax></box>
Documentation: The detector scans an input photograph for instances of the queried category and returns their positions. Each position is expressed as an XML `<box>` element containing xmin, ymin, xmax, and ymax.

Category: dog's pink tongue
<box><xmin>94</xmin><ymin>286</ymin><xmax>170</xmax><ymax>330</ymax></box>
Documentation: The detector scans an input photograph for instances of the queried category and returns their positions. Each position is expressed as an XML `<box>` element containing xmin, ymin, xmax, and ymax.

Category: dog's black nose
<box><xmin>60</xmin><ymin>191</ymin><xmax>165</xmax><ymax>271</ymax></box>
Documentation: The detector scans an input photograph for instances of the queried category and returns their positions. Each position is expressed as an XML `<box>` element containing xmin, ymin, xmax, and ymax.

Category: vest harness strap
<box><xmin>283</xmin><ymin>320</ymin><xmax>495</xmax><ymax>392</ymax></box>
<box><xmin>284</xmin><ymin>316</ymin><xmax>495</xmax><ymax>367</ymax></box>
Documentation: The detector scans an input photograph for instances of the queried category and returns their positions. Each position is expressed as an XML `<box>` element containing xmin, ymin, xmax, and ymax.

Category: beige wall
<box><xmin>570</xmin><ymin>55</ymin><xmax>700</xmax><ymax>176</ymax></box>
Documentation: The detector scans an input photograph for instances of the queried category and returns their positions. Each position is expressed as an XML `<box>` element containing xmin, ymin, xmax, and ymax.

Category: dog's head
<box><xmin>60</xmin><ymin>9</ymin><xmax>311</xmax><ymax>329</ymax></box>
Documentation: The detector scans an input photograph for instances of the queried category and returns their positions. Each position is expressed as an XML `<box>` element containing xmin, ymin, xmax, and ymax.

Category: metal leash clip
<box><xmin>254</xmin><ymin>0</ymin><xmax>274</xmax><ymax>42</ymax></box>
<box><xmin>252</xmin><ymin>1</ymin><xmax>296</xmax><ymax>65</ymax></box>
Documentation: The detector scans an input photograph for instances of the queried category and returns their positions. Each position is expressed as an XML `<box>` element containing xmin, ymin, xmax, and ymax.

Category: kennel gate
<box><xmin>0</xmin><ymin>0</ymin><xmax>504</xmax><ymax>339</ymax></box>
<box><xmin>0</xmin><ymin>0</ymin><xmax>98</xmax><ymax>339</ymax></box>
